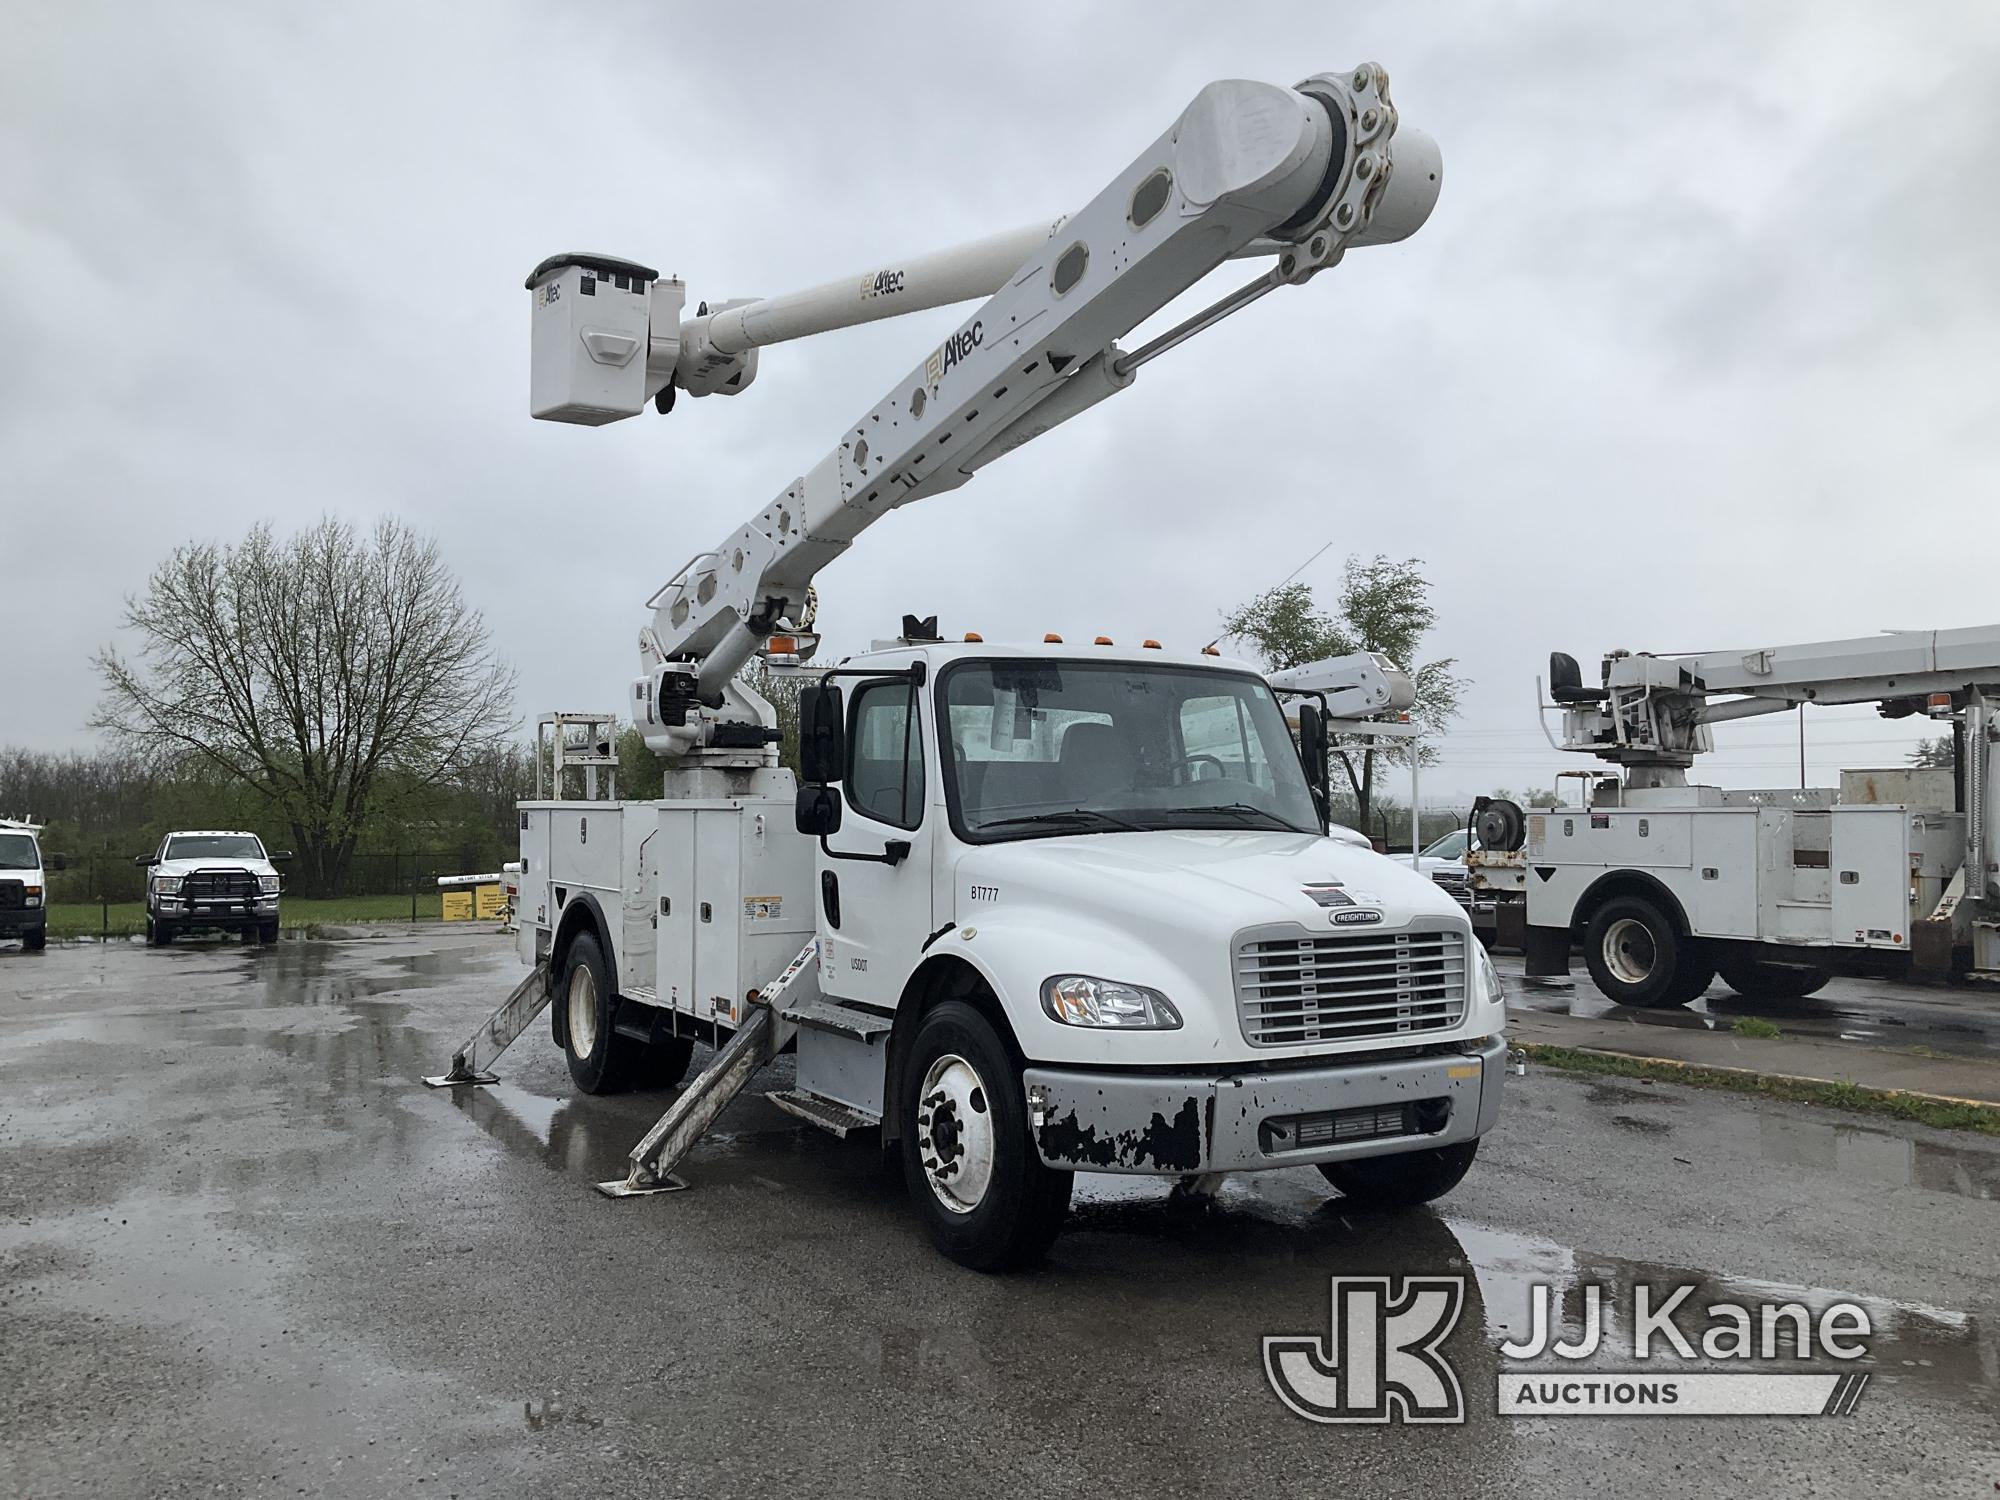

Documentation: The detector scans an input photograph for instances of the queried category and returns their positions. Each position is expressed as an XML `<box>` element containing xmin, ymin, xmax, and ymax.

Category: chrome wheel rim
<box><xmin>917</xmin><ymin>1052</ymin><xmax>995</xmax><ymax>1215</ymax></box>
<box><xmin>1603</xmin><ymin>917</ymin><xmax>1657</xmax><ymax>986</ymax></box>
<box><xmin>567</xmin><ymin>965</ymin><xmax>599</xmax><ymax>1058</ymax></box>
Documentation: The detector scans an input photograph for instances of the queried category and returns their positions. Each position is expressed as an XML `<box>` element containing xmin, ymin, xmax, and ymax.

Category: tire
<box><xmin>899</xmin><ymin>999</ymin><xmax>1072</xmax><ymax>1272</ymax></box>
<box><xmin>559</xmin><ymin>934</ymin><xmax>637</xmax><ymax>1095</ymax></box>
<box><xmin>23</xmin><ymin>927</ymin><xmax>46</xmax><ymax>952</ymax></box>
<box><xmin>1716</xmin><ymin>953</ymin><xmax>1831</xmax><ymax>1000</ymax></box>
<box><xmin>147</xmin><ymin>914</ymin><xmax>174</xmax><ymax>947</ymax></box>
<box><xmin>636</xmin><ymin>1035</ymin><xmax>696</xmax><ymax>1091</ymax></box>
<box><xmin>1583</xmin><ymin>895</ymin><xmax>1694</xmax><ymax>1008</ymax></box>
<box><xmin>1317</xmin><ymin>1140</ymin><xmax>1479</xmax><ymax>1208</ymax></box>
<box><xmin>257</xmin><ymin>921</ymin><xmax>280</xmax><ymax>945</ymax></box>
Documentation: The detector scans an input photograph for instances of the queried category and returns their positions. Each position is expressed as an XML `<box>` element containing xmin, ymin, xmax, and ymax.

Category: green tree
<box><xmin>1908</xmin><ymin>735</ymin><xmax>1954</xmax><ymax>769</ymax></box>
<box><xmin>1222</xmin><ymin>556</ymin><xmax>1466</xmax><ymax>825</ymax></box>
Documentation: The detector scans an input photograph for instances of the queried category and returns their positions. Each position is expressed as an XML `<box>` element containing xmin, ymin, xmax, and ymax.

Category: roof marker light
<box><xmin>1045</xmin><ymin>633</ymin><xmax>1064</xmax><ymax>644</ymax></box>
<box><xmin>1095</xmin><ymin>636</ymin><xmax>1114</xmax><ymax>646</ymax></box>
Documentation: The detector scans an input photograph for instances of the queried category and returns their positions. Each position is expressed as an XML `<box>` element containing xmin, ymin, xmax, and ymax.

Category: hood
<box><xmin>958</xmin><ymin>828</ymin><xmax>1464</xmax><ymax>941</ymax></box>
<box><xmin>154</xmin><ymin>855</ymin><xmax>279</xmax><ymax>879</ymax></box>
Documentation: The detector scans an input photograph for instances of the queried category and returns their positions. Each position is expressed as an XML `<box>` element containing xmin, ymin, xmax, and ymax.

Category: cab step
<box><xmin>780</xmin><ymin>996</ymin><xmax>893</xmax><ymax>1042</ymax></box>
<box><xmin>768</xmin><ymin>1089</ymin><xmax>881</xmax><ymax>1137</ymax></box>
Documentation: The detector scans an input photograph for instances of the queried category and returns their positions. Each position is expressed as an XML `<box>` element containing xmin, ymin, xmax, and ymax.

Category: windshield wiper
<box><xmin>976</xmin><ymin>808</ymin><xmax>1147</xmax><ymax>834</ymax></box>
<box><xmin>1156</xmin><ymin>803</ymin><xmax>1308</xmax><ymax>832</ymax></box>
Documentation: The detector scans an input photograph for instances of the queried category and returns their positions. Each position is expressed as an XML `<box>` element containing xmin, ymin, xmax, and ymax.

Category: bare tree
<box><xmin>93</xmin><ymin>517</ymin><xmax>517</xmax><ymax>893</ymax></box>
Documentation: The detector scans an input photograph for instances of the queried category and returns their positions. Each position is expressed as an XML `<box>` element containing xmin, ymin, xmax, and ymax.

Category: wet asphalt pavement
<box><xmin>1</xmin><ymin>929</ymin><xmax>1995</xmax><ymax>1499</ymax></box>
<box><xmin>1497</xmin><ymin>950</ymin><xmax>2000</xmax><ymax>1063</ymax></box>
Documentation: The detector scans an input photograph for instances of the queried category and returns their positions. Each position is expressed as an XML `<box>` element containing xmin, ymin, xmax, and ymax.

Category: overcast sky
<box><xmin>4</xmin><ymin>2</ymin><xmax>1997</xmax><ymax>803</ymax></box>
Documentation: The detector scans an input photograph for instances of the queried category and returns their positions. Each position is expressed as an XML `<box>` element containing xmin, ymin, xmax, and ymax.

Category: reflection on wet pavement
<box><xmin>1498</xmin><ymin>954</ymin><xmax>2000</xmax><ymax>1062</ymax></box>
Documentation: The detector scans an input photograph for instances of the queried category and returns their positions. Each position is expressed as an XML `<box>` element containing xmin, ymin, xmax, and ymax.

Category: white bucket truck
<box><xmin>434</xmin><ymin>66</ymin><xmax>1509</xmax><ymax>1268</ymax></box>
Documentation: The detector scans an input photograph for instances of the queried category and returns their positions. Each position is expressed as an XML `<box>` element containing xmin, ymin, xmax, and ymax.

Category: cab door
<box><xmin>819</xmin><ymin>675</ymin><xmax>935</xmax><ymax>1008</ymax></box>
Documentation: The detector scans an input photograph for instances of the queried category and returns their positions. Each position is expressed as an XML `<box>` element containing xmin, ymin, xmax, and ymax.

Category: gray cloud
<box><xmin>4</xmin><ymin>1</ymin><xmax>1997</xmax><ymax>800</ymax></box>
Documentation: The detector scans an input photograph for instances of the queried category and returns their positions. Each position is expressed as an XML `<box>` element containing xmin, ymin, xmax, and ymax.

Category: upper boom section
<box><xmin>1549</xmin><ymin>624</ymin><xmax>2000</xmax><ymax>779</ymax></box>
<box><xmin>526</xmin><ymin>67</ymin><xmax>1442</xmax><ymax>757</ymax></box>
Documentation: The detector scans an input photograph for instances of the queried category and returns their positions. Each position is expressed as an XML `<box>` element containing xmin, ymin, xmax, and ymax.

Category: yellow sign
<box><xmin>474</xmin><ymin>883</ymin><xmax>508</xmax><ymax>920</ymax></box>
<box><xmin>441</xmin><ymin>888</ymin><xmax>475</xmax><ymax>922</ymax></box>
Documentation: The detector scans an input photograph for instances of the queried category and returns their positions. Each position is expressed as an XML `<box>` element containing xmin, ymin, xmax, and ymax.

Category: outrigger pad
<box><xmin>594</xmin><ymin>1173</ymin><xmax>688</xmax><ymax>1198</ymax></box>
<box><xmin>421</xmin><ymin>1070</ymin><xmax>500</xmax><ymax>1088</ymax></box>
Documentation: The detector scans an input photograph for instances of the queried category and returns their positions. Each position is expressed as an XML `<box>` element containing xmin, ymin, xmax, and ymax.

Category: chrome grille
<box><xmin>1234</xmin><ymin>925</ymin><xmax>1468</xmax><ymax>1047</ymax></box>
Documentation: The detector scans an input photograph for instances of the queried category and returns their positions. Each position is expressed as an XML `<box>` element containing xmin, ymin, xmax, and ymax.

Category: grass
<box><xmin>46</xmin><ymin>892</ymin><xmax>446</xmax><ymax>940</ymax></box>
<box><xmin>1730</xmin><ymin>1015</ymin><xmax>1783</xmax><ymax>1039</ymax></box>
<box><xmin>1516</xmin><ymin>1041</ymin><xmax>2000</xmax><ymax>1137</ymax></box>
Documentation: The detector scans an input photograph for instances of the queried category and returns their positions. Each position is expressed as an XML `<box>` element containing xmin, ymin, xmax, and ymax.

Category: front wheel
<box><xmin>23</xmin><ymin>927</ymin><xmax>46</xmax><ymax>952</ymax></box>
<box><xmin>257</xmin><ymin>921</ymin><xmax>280</xmax><ymax>945</ymax></box>
<box><xmin>1583</xmin><ymin>896</ymin><xmax>1695</xmax><ymax>1008</ymax></box>
<box><xmin>899</xmin><ymin>1000</ymin><xmax>1072</xmax><ymax>1272</ymax></box>
<box><xmin>1717</xmin><ymin>953</ymin><xmax>1831</xmax><ymax>1000</ymax></box>
<box><xmin>1317</xmin><ymin>1140</ymin><xmax>1479</xmax><ymax>1208</ymax></box>
<box><xmin>146</xmin><ymin>914</ymin><xmax>174</xmax><ymax>947</ymax></box>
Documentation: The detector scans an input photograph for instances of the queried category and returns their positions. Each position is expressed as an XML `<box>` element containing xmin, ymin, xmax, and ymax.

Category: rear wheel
<box><xmin>1716</xmin><ymin>953</ymin><xmax>1832</xmax><ymax>1000</ymax></box>
<box><xmin>637</xmin><ymin>1035</ymin><xmax>697</xmax><ymax>1091</ymax></box>
<box><xmin>560</xmin><ymin>934</ymin><xmax>638</xmax><ymax>1095</ymax></box>
<box><xmin>1317</xmin><ymin>1140</ymin><xmax>1479</xmax><ymax>1209</ymax></box>
<box><xmin>1583</xmin><ymin>896</ymin><xmax>1694</xmax><ymax>1008</ymax></box>
<box><xmin>899</xmin><ymin>1000</ymin><xmax>1072</xmax><ymax>1272</ymax></box>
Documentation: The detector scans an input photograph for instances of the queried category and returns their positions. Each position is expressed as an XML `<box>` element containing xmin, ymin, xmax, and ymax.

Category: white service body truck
<box><xmin>0</xmin><ymin>818</ymin><xmax>53</xmax><ymax>951</ymax></box>
<box><xmin>438</xmin><ymin>64</ymin><xmax>1509</xmax><ymax>1269</ymax></box>
<box><xmin>1520</xmin><ymin>630</ymin><xmax>2000</xmax><ymax>1006</ymax></box>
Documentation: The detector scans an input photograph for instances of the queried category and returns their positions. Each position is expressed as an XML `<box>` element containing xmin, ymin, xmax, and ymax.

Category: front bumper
<box><xmin>0</xmin><ymin>907</ymin><xmax>46</xmax><ymax>936</ymax></box>
<box><xmin>1024</xmin><ymin>1033</ymin><xmax>1506</xmax><ymax>1175</ymax></box>
<box><xmin>155</xmin><ymin>896</ymin><xmax>279</xmax><ymax>927</ymax></box>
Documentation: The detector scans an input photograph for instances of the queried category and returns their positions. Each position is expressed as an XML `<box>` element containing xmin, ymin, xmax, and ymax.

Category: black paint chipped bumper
<box><xmin>1023</xmin><ymin>1034</ymin><xmax>1506</xmax><ymax>1175</ymax></box>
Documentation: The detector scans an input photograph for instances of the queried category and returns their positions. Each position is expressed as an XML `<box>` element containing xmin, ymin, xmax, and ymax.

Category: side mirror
<box><xmin>270</xmin><ymin>851</ymin><xmax>295</xmax><ymax>863</ymax></box>
<box><xmin>46</xmin><ymin>853</ymin><xmax>68</xmax><ymax>872</ymax></box>
<box><xmin>1297</xmin><ymin>703</ymin><xmax>1330</xmax><ymax>827</ymax></box>
<box><xmin>795</xmin><ymin>784</ymin><xmax>844</xmax><ymax>838</ymax></box>
<box><xmin>798</xmin><ymin>683</ymin><xmax>847</xmax><ymax>785</ymax></box>
<box><xmin>132</xmin><ymin>853</ymin><xmax>153</xmax><ymax>867</ymax></box>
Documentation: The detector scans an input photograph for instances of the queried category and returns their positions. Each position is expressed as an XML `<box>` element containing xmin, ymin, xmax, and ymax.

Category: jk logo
<box><xmin>1264</xmin><ymin>1276</ymin><xmax>1467</xmax><ymax>1424</ymax></box>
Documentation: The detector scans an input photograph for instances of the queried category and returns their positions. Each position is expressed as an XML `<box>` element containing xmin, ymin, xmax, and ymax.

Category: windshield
<box><xmin>1422</xmin><ymin>829</ymin><xmax>1470</xmax><ymax>860</ymax></box>
<box><xmin>941</xmin><ymin>660</ymin><xmax>1320</xmax><ymax>840</ymax></box>
<box><xmin>0</xmin><ymin>833</ymin><xmax>39</xmax><ymax>870</ymax></box>
<box><xmin>165</xmin><ymin>835</ymin><xmax>265</xmax><ymax>862</ymax></box>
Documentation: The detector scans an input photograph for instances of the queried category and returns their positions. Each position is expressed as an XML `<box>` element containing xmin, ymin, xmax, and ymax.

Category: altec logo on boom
<box><xmin>924</xmin><ymin>319</ymin><xmax>983</xmax><ymax>387</ymax></box>
<box><xmin>1266</xmin><ymin>1277</ymin><xmax>1876</xmax><ymax>1423</ymax></box>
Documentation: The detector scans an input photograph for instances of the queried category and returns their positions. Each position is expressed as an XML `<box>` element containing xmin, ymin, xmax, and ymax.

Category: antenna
<box><xmin>1205</xmin><ymin>540</ymin><xmax>1335</xmax><ymax>654</ymax></box>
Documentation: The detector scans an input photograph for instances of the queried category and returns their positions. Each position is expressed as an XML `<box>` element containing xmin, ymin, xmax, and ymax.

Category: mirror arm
<box><xmin>818</xmin><ymin>835</ymin><xmax>911</xmax><ymax>867</ymax></box>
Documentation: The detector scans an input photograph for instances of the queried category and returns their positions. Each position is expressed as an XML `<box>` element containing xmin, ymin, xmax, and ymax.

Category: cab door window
<box><xmin>847</xmin><ymin>680</ymin><xmax>926</xmax><ymax>829</ymax></box>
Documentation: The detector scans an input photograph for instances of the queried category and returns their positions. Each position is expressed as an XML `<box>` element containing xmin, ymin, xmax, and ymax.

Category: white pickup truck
<box><xmin>137</xmin><ymin>830</ymin><xmax>291</xmax><ymax>946</ymax></box>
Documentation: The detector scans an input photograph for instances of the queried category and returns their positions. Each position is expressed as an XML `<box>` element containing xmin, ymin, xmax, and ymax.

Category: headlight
<box><xmin>24</xmin><ymin>885</ymin><xmax>41</xmax><ymax>907</ymax></box>
<box><xmin>151</xmin><ymin>875</ymin><xmax>182</xmax><ymax>895</ymax></box>
<box><xmin>1477</xmin><ymin>943</ymin><xmax>1505</xmax><ymax>1007</ymax></box>
<box><xmin>259</xmin><ymin>875</ymin><xmax>280</xmax><ymax>894</ymax></box>
<box><xmin>1041</xmin><ymin>974</ymin><xmax>1182</xmax><ymax>1029</ymax></box>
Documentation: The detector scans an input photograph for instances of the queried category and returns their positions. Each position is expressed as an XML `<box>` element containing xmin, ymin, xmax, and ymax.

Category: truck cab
<box><xmin>520</xmin><ymin>641</ymin><xmax>1508</xmax><ymax>1267</ymax></box>
<box><xmin>0</xmin><ymin>819</ymin><xmax>53</xmax><ymax>951</ymax></box>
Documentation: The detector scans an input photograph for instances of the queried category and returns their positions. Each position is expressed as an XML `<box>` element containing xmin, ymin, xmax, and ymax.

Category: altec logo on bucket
<box><xmin>1266</xmin><ymin>1278</ymin><xmax>1875</xmax><ymax>1423</ymax></box>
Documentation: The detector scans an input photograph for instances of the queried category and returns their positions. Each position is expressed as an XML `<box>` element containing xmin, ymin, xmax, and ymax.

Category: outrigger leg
<box><xmin>422</xmin><ymin>965</ymin><xmax>552</xmax><ymax>1088</ymax></box>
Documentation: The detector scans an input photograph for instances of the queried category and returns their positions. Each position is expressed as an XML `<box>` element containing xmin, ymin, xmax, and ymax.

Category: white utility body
<box><xmin>436</xmin><ymin>66</ymin><xmax>1511</xmax><ymax>1270</ymax></box>
<box><xmin>1518</xmin><ymin>627</ymin><xmax>2000</xmax><ymax>1007</ymax></box>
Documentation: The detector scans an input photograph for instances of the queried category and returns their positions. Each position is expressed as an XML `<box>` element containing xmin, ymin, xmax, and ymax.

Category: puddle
<box><xmin>1755</xmin><ymin>1114</ymin><xmax>2000</xmax><ymax>1200</ymax></box>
